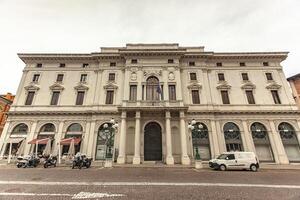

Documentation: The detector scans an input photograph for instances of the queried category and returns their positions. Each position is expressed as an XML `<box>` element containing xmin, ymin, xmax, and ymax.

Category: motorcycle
<box><xmin>72</xmin><ymin>153</ymin><xmax>92</xmax><ymax>169</ymax></box>
<box><xmin>16</xmin><ymin>155</ymin><xmax>40</xmax><ymax>168</ymax></box>
<box><xmin>43</xmin><ymin>155</ymin><xmax>57</xmax><ymax>168</ymax></box>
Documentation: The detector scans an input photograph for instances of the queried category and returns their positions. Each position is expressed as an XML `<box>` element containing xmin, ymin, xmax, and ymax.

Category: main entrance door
<box><xmin>144</xmin><ymin>122</ymin><xmax>162</xmax><ymax>161</ymax></box>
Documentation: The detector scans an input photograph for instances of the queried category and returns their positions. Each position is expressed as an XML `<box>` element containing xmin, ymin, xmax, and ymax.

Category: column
<box><xmin>53</xmin><ymin>121</ymin><xmax>64</xmax><ymax>155</ymax></box>
<box><xmin>165</xmin><ymin>111</ymin><xmax>174</xmax><ymax>165</ymax></box>
<box><xmin>215</xmin><ymin>120</ymin><xmax>226</xmax><ymax>153</ymax></box>
<box><xmin>242</xmin><ymin>121</ymin><xmax>256</xmax><ymax>153</ymax></box>
<box><xmin>0</xmin><ymin>121</ymin><xmax>11</xmax><ymax>158</ymax></box>
<box><xmin>210</xmin><ymin>120</ymin><xmax>220</xmax><ymax>157</ymax></box>
<box><xmin>86</xmin><ymin>120</ymin><xmax>96</xmax><ymax>158</ymax></box>
<box><xmin>179</xmin><ymin>111</ymin><xmax>190</xmax><ymax>165</ymax></box>
<box><xmin>82</xmin><ymin>121</ymin><xmax>91</xmax><ymax>154</ymax></box>
<box><xmin>269</xmin><ymin>120</ymin><xmax>289</xmax><ymax>164</ymax></box>
<box><xmin>133</xmin><ymin>111</ymin><xmax>141</xmax><ymax>164</ymax></box>
<box><xmin>117</xmin><ymin>111</ymin><xmax>127</xmax><ymax>164</ymax></box>
<box><xmin>24</xmin><ymin>121</ymin><xmax>38</xmax><ymax>155</ymax></box>
<box><xmin>296</xmin><ymin>120</ymin><xmax>300</xmax><ymax>148</ymax></box>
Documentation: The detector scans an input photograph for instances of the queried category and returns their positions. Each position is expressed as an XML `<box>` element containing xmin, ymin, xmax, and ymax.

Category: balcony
<box><xmin>121</xmin><ymin>100</ymin><xmax>184</xmax><ymax>108</ymax></box>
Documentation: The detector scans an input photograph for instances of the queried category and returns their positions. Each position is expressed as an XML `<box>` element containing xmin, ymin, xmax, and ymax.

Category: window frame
<box><xmin>168</xmin><ymin>85</ymin><xmax>176</xmax><ymax>101</ymax></box>
<box><xmin>50</xmin><ymin>91</ymin><xmax>60</xmax><ymax>105</ymax></box>
<box><xmin>245</xmin><ymin>90</ymin><xmax>255</xmax><ymax>104</ymax></box>
<box><xmin>80</xmin><ymin>74</ymin><xmax>88</xmax><ymax>83</ymax></box>
<box><xmin>218</xmin><ymin>73</ymin><xmax>225</xmax><ymax>81</ymax></box>
<box><xmin>59</xmin><ymin>63</ymin><xmax>66</xmax><ymax>68</ymax></box>
<box><xmin>189</xmin><ymin>72</ymin><xmax>197</xmax><ymax>81</ymax></box>
<box><xmin>105</xmin><ymin>90</ymin><xmax>114</xmax><ymax>104</ymax></box>
<box><xmin>271</xmin><ymin>90</ymin><xmax>281</xmax><ymax>104</ymax></box>
<box><xmin>241</xmin><ymin>73</ymin><xmax>249</xmax><ymax>81</ymax></box>
<box><xmin>265</xmin><ymin>73</ymin><xmax>273</xmax><ymax>81</ymax></box>
<box><xmin>56</xmin><ymin>74</ymin><xmax>64</xmax><ymax>82</ymax></box>
<box><xmin>32</xmin><ymin>74</ymin><xmax>40</xmax><ymax>83</ymax></box>
<box><xmin>191</xmin><ymin>89</ymin><xmax>200</xmax><ymax>104</ymax></box>
<box><xmin>129</xmin><ymin>85</ymin><xmax>137</xmax><ymax>101</ymax></box>
<box><xmin>25</xmin><ymin>91</ymin><xmax>35</xmax><ymax>105</ymax></box>
<box><xmin>221</xmin><ymin>90</ymin><xmax>230</xmax><ymax>104</ymax></box>
<box><xmin>75</xmin><ymin>91</ymin><xmax>85</xmax><ymax>105</ymax></box>
<box><xmin>216</xmin><ymin>62</ymin><xmax>222</xmax><ymax>67</ymax></box>
<box><xmin>108</xmin><ymin>73</ymin><xmax>116</xmax><ymax>81</ymax></box>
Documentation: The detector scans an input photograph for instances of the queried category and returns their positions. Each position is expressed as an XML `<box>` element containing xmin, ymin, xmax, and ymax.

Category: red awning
<box><xmin>59</xmin><ymin>138</ymin><xmax>81</xmax><ymax>145</ymax></box>
<box><xmin>28</xmin><ymin>138</ymin><xmax>50</xmax><ymax>144</ymax></box>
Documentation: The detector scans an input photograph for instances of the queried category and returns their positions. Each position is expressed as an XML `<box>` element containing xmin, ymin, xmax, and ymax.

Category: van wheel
<box><xmin>219</xmin><ymin>165</ymin><xmax>226</xmax><ymax>171</ymax></box>
<box><xmin>250</xmin><ymin>164</ymin><xmax>257</xmax><ymax>172</ymax></box>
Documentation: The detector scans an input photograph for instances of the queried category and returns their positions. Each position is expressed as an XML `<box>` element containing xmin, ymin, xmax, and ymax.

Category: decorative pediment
<box><xmin>241</xmin><ymin>82</ymin><xmax>256</xmax><ymax>90</ymax></box>
<box><xmin>187</xmin><ymin>83</ymin><xmax>202</xmax><ymax>89</ymax></box>
<box><xmin>266</xmin><ymin>82</ymin><xmax>282</xmax><ymax>90</ymax></box>
<box><xmin>103</xmin><ymin>83</ymin><xmax>118</xmax><ymax>90</ymax></box>
<box><xmin>49</xmin><ymin>83</ymin><xmax>64</xmax><ymax>91</ymax></box>
<box><xmin>24</xmin><ymin>84</ymin><xmax>40</xmax><ymax>91</ymax></box>
<box><xmin>74</xmin><ymin>84</ymin><xmax>89</xmax><ymax>91</ymax></box>
<box><xmin>143</xmin><ymin>70</ymin><xmax>162</xmax><ymax>77</ymax></box>
<box><xmin>216</xmin><ymin>82</ymin><xmax>231</xmax><ymax>90</ymax></box>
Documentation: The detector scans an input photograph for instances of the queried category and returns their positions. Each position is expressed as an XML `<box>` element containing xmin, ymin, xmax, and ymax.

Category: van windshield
<box><xmin>217</xmin><ymin>154</ymin><xmax>229</xmax><ymax>159</ymax></box>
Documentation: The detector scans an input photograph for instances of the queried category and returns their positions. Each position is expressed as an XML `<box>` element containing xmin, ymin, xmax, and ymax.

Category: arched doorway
<box><xmin>223</xmin><ymin>122</ymin><xmax>243</xmax><ymax>151</ymax></box>
<box><xmin>4</xmin><ymin>123</ymin><xmax>28</xmax><ymax>157</ymax></box>
<box><xmin>278</xmin><ymin>122</ymin><xmax>300</xmax><ymax>162</ymax></box>
<box><xmin>251</xmin><ymin>122</ymin><xmax>274</xmax><ymax>162</ymax></box>
<box><xmin>144</xmin><ymin>122</ymin><xmax>162</xmax><ymax>161</ymax></box>
<box><xmin>95</xmin><ymin>123</ymin><xmax>116</xmax><ymax>160</ymax></box>
<box><xmin>191</xmin><ymin>122</ymin><xmax>211</xmax><ymax>160</ymax></box>
<box><xmin>62</xmin><ymin>123</ymin><xmax>83</xmax><ymax>155</ymax></box>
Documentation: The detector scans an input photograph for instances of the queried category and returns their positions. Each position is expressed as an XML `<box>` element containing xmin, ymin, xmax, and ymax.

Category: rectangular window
<box><xmin>266</xmin><ymin>73</ymin><xmax>273</xmax><ymax>81</ymax></box>
<box><xmin>108</xmin><ymin>73</ymin><xmax>115</xmax><ymax>81</ymax></box>
<box><xmin>129</xmin><ymin>85</ymin><xmax>137</xmax><ymax>101</ymax></box>
<box><xmin>242</xmin><ymin>73</ymin><xmax>249</xmax><ymax>81</ymax></box>
<box><xmin>216</xmin><ymin>62</ymin><xmax>222</xmax><ymax>67</ymax></box>
<box><xmin>50</xmin><ymin>91</ymin><xmax>60</xmax><ymax>105</ymax></box>
<box><xmin>168</xmin><ymin>59</ymin><xmax>174</xmax><ymax>63</ymax></box>
<box><xmin>240</xmin><ymin>62</ymin><xmax>246</xmax><ymax>66</ymax></box>
<box><xmin>25</xmin><ymin>91</ymin><xmax>35</xmax><ymax>105</ymax></box>
<box><xmin>131</xmin><ymin>59</ymin><xmax>137</xmax><ymax>64</ymax></box>
<box><xmin>105</xmin><ymin>91</ymin><xmax>114</xmax><ymax>104</ymax></box>
<box><xmin>246</xmin><ymin>90</ymin><xmax>255</xmax><ymax>104</ymax></box>
<box><xmin>110</xmin><ymin>62</ymin><xmax>116</xmax><ymax>67</ymax></box>
<box><xmin>191</xmin><ymin>90</ymin><xmax>200</xmax><ymax>104</ymax></box>
<box><xmin>189</xmin><ymin>61</ymin><xmax>195</xmax><ymax>66</ymax></box>
<box><xmin>80</xmin><ymin>74</ymin><xmax>87</xmax><ymax>82</ymax></box>
<box><xmin>218</xmin><ymin>73</ymin><xmax>225</xmax><ymax>81</ymax></box>
<box><xmin>190</xmin><ymin>73</ymin><xmax>197</xmax><ymax>81</ymax></box>
<box><xmin>59</xmin><ymin>63</ymin><xmax>65</xmax><ymax>68</ymax></box>
<box><xmin>76</xmin><ymin>91</ymin><xmax>85</xmax><ymax>105</ymax></box>
<box><xmin>221</xmin><ymin>90</ymin><xmax>230</xmax><ymax>104</ymax></box>
<box><xmin>263</xmin><ymin>62</ymin><xmax>269</xmax><ymax>66</ymax></box>
<box><xmin>271</xmin><ymin>90</ymin><xmax>281</xmax><ymax>104</ymax></box>
<box><xmin>82</xmin><ymin>63</ymin><xmax>89</xmax><ymax>68</ymax></box>
<box><xmin>168</xmin><ymin>85</ymin><xmax>176</xmax><ymax>101</ymax></box>
<box><xmin>32</xmin><ymin>74</ymin><xmax>40</xmax><ymax>82</ymax></box>
<box><xmin>56</xmin><ymin>74</ymin><xmax>64</xmax><ymax>82</ymax></box>
<box><xmin>36</xmin><ymin>63</ymin><xmax>42</xmax><ymax>68</ymax></box>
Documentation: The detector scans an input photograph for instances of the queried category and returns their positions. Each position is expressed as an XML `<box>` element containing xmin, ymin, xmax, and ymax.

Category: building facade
<box><xmin>0</xmin><ymin>93</ymin><xmax>14</xmax><ymax>136</ymax></box>
<box><xmin>287</xmin><ymin>73</ymin><xmax>300</xmax><ymax>108</ymax></box>
<box><xmin>0</xmin><ymin>43</ymin><xmax>300</xmax><ymax>165</ymax></box>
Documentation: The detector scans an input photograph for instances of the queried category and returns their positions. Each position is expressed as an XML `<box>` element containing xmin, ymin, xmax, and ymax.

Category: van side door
<box><xmin>225</xmin><ymin>154</ymin><xmax>237</xmax><ymax>169</ymax></box>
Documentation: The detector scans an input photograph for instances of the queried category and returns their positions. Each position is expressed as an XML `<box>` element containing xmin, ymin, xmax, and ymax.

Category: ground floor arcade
<box><xmin>0</xmin><ymin>110</ymin><xmax>300</xmax><ymax>165</ymax></box>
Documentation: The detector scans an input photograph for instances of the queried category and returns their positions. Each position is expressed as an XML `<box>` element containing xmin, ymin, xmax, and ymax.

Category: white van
<box><xmin>209</xmin><ymin>152</ymin><xmax>259</xmax><ymax>172</ymax></box>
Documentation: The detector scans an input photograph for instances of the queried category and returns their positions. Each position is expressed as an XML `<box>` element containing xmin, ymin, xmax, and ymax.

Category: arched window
<box><xmin>146</xmin><ymin>76</ymin><xmax>160</xmax><ymax>101</ymax></box>
<box><xmin>278</xmin><ymin>122</ymin><xmax>300</xmax><ymax>162</ymax></box>
<box><xmin>191</xmin><ymin>122</ymin><xmax>211</xmax><ymax>160</ymax></box>
<box><xmin>223</xmin><ymin>122</ymin><xmax>243</xmax><ymax>151</ymax></box>
<box><xmin>11</xmin><ymin>123</ymin><xmax>28</xmax><ymax>135</ymax></box>
<box><xmin>95</xmin><ymin>123</ymin><xmax>116</xmax><ymax>160</ymax></box>
<box><xmin>251</xmin><ymin>122</ymin><xmax>274</xmax><ymax>162</ymax></box>
<box><xmin>67</xmin><ymin>123</ymin><xmax>83</xmax><ymax>133</ymax></box>
<box><xmin>40</xmin><ymin>123</ymin><xmax>55</xmax><ymax>133</ymax></box>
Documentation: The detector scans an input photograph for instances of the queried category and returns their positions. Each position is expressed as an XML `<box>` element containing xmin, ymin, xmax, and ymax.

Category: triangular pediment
<box><xmin>216</xmin><ymin>82</ymin><xmax>231</xmax><ymax>90</ymax></box>
<box><xmin>187</xmin><ymin>83</ymin><xmax>202</xmax><ymax>89</ymax></box>
<box><xmin>241</xmin><ymin>81</ymin><xmax>256</xmax><ymax>89</ymax></box>
<box><xmin>24</xmin><ymin>84</ymin><xmax>40</xmax><ymax>91</ymax></box>
<box><xmin>74</xmin><ymin>84</ymin><xmax>89</xmax><ymax>91</ymax></box>
<box><xmin>103</xmin><ymin>83</ymin><xmax>118</xmax><ymax>90</ymax></box>
<box><xmin>49</xmin><ymin>83</ymin><xmax>64</xmax><ymax>91</ymax></box>
<box><xmin>266</xmin><ymin>82</ymin><xmax>282</xmax><ymax>90</ymax></box>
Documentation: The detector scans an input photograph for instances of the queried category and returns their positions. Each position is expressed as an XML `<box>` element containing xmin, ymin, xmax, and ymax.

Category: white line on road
<box><xmin>0</xmin><ymin>181</ymin><xmax>299</xmax><ymax>189</ymax></box>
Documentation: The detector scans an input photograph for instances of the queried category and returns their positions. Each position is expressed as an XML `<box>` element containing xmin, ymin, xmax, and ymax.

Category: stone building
<box><xmin>0</xmin><ymin>93</ymin><xmax>14</xmax><ymax>135</ymax></box>
<box><xmin>287</xmin><ymin>73</ymin><xmax>300</xmax><ymax>108</ymax></box>
<box><xmin>0</xmin><ymin>43</ymin><xmax>300</xmax><ymax>165</ymax></box>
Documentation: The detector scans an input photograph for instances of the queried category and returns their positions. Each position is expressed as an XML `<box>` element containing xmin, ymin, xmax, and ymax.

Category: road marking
<box><xmin>0</xmin><ymin>192</ymin><xmax>125</xmax><ymax>199</ymax></box>
<box><xmin>0</xmin><ymin>181</ymin><xmax>299</xmax><ymax>189</ymax></box>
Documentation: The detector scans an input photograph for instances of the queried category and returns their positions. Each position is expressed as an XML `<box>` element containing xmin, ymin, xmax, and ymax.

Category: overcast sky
<box><xmin>0</xmin><ymin>0</ymin><xmax>299</xmax><ymax>94</ymax></box>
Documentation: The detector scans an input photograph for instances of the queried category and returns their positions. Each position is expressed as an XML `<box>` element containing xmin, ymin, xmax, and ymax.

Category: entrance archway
<box><xmin>144</xmin><ymin>122</ymin><xmax>162</xmax><ymax>161</ymax></box>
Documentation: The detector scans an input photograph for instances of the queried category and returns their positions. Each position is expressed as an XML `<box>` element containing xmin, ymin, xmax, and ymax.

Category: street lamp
<box><xmin>100</xmin><ymin>118</ymin><xmax>118</xmax><ymax>162</ymax></box>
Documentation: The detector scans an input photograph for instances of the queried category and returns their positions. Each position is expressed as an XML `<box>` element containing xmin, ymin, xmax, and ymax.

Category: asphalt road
<box><xmin>0</xmin><ymin>167</ymin><xmax>299</xmax><ymax>200</ymax></box>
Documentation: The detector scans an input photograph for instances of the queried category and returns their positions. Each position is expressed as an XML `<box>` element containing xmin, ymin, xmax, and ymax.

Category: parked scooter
<box><xmin>72</xmin><ymin>153</ymin><xmax>92</xmax><ymax>169</ymax></box>
<box><xmin>16</xmin><ymin>154</ymin><xmax>40</xmax><ymax>168</ymax></box>
<box><xmin>43</xmin><ymin>155</ymin><xmax>57</xmax><ymax>168</ymax></box>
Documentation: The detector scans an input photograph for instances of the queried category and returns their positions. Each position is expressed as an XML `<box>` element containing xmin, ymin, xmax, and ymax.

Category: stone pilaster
<box><xmin>165</xmin><ymin>111</ymin><xmax>174</xmax><ymax>165</ymax></box>
<box><xmin>24</xmin><ymin>121</ymin><xmax>38</xmax><ymax>155</ymax></box>
<box><xmin>179</xmin><ymin>111</ymin><xmax>190</xmax><ymax>165</ymax></box>
<box><xmin>242</xmin><ymin>121</ymin><xmax>256</xmax><ymax>153</ymax></box>
<box><xmin>209</xmin><ymin>120</ymin><xmax>220</xmax><ymax>157</ymax></box>
<box><xmin>117</xmin><ymin>112</ymin><xmax>127</xmax><ymax>164</ymax></box>
<box><xmin>133</xmin><ymin>111</ymin><xmax>141</xmax><ymax>164</ymax></box>
<box><xmin>0</xmin><ymin>121</ymin><xmax>11</xmax><ymax>158</ymax></box>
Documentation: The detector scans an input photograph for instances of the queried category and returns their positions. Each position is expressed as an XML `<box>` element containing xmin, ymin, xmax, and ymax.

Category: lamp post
<box><xmin>188</xmin><ymin>119</ymin><xmax>203</xmax><ymax>169</ymax></box>
<box><xmin>101</xmin><ymin>118</ymin><xmax>118</xmax><ymax>167</ymax></box>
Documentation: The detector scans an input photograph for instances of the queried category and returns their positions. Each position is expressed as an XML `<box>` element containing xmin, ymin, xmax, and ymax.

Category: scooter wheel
<box><xmin>44</xmin><ymin>164</ymin><xmax>48</xmax><ymax>168</ymax></box>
